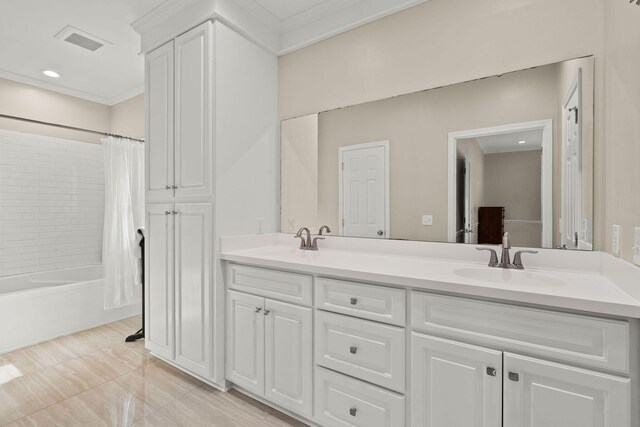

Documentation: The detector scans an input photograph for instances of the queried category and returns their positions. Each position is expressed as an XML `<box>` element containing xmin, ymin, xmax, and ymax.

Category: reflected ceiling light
<box><xmin>42</xmin><ymin>70</ymin><xmax>60</xmax><ymax>78</ymax></box>
<box><xmin>517</xmin><ymin>140</ymin><xmax>526</xmax><ymax>144</ymax></box>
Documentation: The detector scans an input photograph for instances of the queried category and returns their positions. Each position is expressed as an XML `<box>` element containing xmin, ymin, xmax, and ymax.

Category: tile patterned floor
<box><xmin>0</xmin><ymin>317</ymin><xmax>307</xmax><ymax>426</ymax></box>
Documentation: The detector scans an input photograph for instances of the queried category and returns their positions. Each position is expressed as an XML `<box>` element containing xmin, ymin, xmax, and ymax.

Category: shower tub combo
<box><xmin>0</xmin><ymin>265</ymin><xmax>140</xmax><ymax>353</ymax></box>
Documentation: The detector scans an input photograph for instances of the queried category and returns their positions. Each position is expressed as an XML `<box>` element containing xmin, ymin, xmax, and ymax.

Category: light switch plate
<box><xmin>257</xmin><ymin>218</ymin><xmax>264</xmax><ymax>234</ymax></box>
<box><xmin>634</xmin><ymin>227</ymin><xmax>640</xmax><ymax>266</ymax></box>
<box><xmin>612</xmin><ymin>224</ymin><xmax>621</xmax><ymax>256</ymax></box>
<box><xmin>422</xmin><ymin>215</ymin><xmax>433</xmax><ymax>226</ymax></box>
<box><xmin>288</xmin><ymin>217</ymin><xmax>295</xmax><ymax>232</ymax></box>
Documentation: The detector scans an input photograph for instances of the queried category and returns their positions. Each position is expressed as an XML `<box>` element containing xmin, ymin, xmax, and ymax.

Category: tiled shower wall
<box><xmin>0</xmin><ymin>130</ymin><xmax>104</xmax><ymax>277</ymax></box>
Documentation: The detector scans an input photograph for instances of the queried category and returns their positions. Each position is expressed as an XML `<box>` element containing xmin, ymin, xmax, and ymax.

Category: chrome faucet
<box><xmin>319</xmin><ymin>225</ymin><xmax>331</xmax><ymax>235</ymax></box>
<box><xmin>294</xmin><ymin>227</ymin><xmax>324</xmax><ymax>251</ymax></box>
<box><xmin>476</xmin><ymin>232</ymin><xmax>538</xmax><ymax>269</ymax></box>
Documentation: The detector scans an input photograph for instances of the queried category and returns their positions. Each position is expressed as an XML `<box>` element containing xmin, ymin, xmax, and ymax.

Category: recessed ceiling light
<box><xmin>517</xmin><ymin>140</ymin><xmax>526</xmax><ymax>144</ymax></box>
<box><xmin>42</xmin><ymin>70</ymin><xmax>60</xmax><ymax>78</ymax></box>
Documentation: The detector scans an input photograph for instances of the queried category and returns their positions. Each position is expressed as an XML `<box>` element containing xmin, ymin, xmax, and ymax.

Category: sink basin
<box><xmin>454</xmin><ymin>268</ymin><xmax>567</xmax><ymax>288</ymax></box>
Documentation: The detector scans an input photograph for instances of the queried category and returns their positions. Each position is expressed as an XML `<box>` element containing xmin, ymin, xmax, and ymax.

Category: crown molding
<box><xmin>107</xmin><ymin>85</ymin><xmax>145</xmax><ymax>106</ymax></box>
<box><xmin>131</xmin><ymin>0</ymin><xmax>199</xmax><ymax>35</ymax></box>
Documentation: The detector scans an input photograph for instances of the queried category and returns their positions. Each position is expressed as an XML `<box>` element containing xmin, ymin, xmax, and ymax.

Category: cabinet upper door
<box><xmin>145</xmin><ymin>203</ymin><xmax>174</xmax><ymax>360</ymax></box>
<box><xmin>503</xmin><ymin>353</ymin><xmax>630</xmax><ymax>427</ymax></box>
<box><xmin>174</xmin><ymin>21</ymin><xmax>213</xmax><ymax>200</ymax></box>
<box><xmin>264</xmin><ymin>299</ymin><xmax>313</xmax><ymax>417</ymax></box>
<box><xmin>145</xmin><ymin>42</ymin><xmax>174</xmax><ymax>201</ymax></box>
<box><xmin>226</xmin><ymin>290</ymin><xmax>265</xmax><ymax>395</ymax></box>
<box><xmin>174</xmin><ymin>203</ymin><xmax>211</xmax><ymax>377</ymax></box>
<box><xmin>411</xmin><ymin>333</ymin><xmax>502</xmax><ymax>427</ymax></box>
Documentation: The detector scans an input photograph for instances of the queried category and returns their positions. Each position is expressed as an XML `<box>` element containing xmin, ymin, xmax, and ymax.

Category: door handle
<box><xmin>377</xmin><ymin>230</ymin><xmax>384</xmax><ymax>236</ymax></box>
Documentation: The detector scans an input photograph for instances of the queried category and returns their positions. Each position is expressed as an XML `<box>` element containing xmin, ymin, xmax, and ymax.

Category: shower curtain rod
<box><xmin>0</xmin><ymin>113</ymin><xmax>145</xmax><ymax>143</ymax></box>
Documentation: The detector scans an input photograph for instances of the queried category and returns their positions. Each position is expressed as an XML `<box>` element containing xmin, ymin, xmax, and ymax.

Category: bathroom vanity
<box><xmin>221</xmin><ymin>234</ymin><xmax>640</xmax><ymax>427</ymax></box>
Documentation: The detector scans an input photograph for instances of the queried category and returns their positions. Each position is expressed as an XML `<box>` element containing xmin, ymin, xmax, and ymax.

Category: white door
<box><xmin>174</xmin><ymin>21</ymin><xmax>212</xmax><ymax>200</ymax></box>
<box><xmin>264</xmin><ymin>299</ymin><xmax>313</xmax><ymax>416</ymax></box>
<box><xmin>503</xmin><ymin>353</ymin><xmax>630</xmax><ymax>427</ymax></box>
<box><xmin>411</xmin><ymin>333</ymin><xmax>502</xmax><ymax>427</ymax></box>
<box><xmin>226</xmin><ymin>290</ymin><xmax>265</xmax><ymax>395</ymax></box>
<box><xmin>340</xmin><ymin>142</ymin><xmax>389</xmax><ymax>238</ymax></box>
<box><xmin>463</xmin><ymin>158</ymin><xmax>472</xmax><ymax>244</ymax></box>
<box><xmin>561</xmin><ymin>71</ymin><xmax>582</xmax><ymax>249</ymax></box>
<box><xmin>145</xmin><ymin>203</ymin><xmax>175</xmax><ymax>360</ymax></box>
<box><xmin>145</xmin><ymin>42</ymin><xmax>174</xmax><ymax>202</ymax></box>
<box><xmin>174</xmin><ymin>203</ymin><xmax>211</xmax><ymax>377</ymax></box>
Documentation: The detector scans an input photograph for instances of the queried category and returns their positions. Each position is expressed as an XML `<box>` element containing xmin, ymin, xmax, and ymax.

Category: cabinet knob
<box><xmin>508</xmin><ymin>372</ymin><xmax>519</xmax><ymax>382</ymax></box>
<box><xmin>486</xmin><ymin>367</ymin><xmax>497</xmax><ymax>377</ymax></box>
<box><xmin>254</xmin><ymin>307</ymin><xmax>262</xmax><ymax>313</ymax></box>
<box><xmin>349</xmin><ymin>346</ymin><xmax>358</xmax><ymax>354</ymax></box>
<box><xmin>165</xmin><ymin>185</ymin><xmax>171</xmax><ymax>190</ymax></box>
<box><xmin>263</xmin><ymin>310</ymin><xmax>271</xmax><ymax>316</ymax></box>
<box><xmin>172</xmin><ymin>185</ymin><xmax>178</xmax><ymax>190</ymax></box>
<box><xmin>377</xmin><ymin>230</ymin><xmax>384</xmax><ymax>236</ymax></box>
<box><xmin>172</xmin><ymin>211</ymin><xmax>178</xmax><ymax>215</ymax></box>
<box><xmin>164</xmin><ymin>211</ymin><xmax>171</xmax><ymax>215</ymax></box>
<box><xmin>349</xmin><ymin>408</ymin><xmax>357</xmax><ymax>417</ymax></box>
<box><xmin>350</xmin><ymin>297</ymin><xmax>358</xmax><ymax>305</ymax></box>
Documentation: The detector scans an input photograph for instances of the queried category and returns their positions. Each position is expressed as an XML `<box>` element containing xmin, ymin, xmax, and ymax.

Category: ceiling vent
<box><xmin>54</xmin><ymin>25</ymin><xmax>112</xmax><ymax>52</ymax></box>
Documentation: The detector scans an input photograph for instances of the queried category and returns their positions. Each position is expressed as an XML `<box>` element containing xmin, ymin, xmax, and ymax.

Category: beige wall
<box><xmin>279</xmin><ymin>0</ymin><xmax>611</xmax><ymax>255</ymax></box>
<box><xmin>315</xmin><ymin>64</ymin><xmax>559</xmax><ymax>242</ymax></box>
<box><xmin>603</xmin><ymin>2</ymin><xmax>640</xmax><ymax>261</ymax></box>
<box><xmin>484</xmin><ymin>150</ymin><xmax>542</xmax><ymax>248</ymax></box>
<box><xmin>110</xmin><ymin>94</ymin><xmax>145</xmax><ymax>140</ymax></box>
<box><xmin>0</xmin><ymin>78</ymin><xmax>144</xmax><ymax>144</ymax></box>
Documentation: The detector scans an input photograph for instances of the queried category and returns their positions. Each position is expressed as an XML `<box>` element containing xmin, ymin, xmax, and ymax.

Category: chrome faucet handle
<box><xmin>319</xmin><ymin>225</ymin><xmax>332</xmax><ymax>235</ymax></box>
<box><xmin>476</xmin><ymin>247</ymin><xmax>499</xmax><ymax>267</ymax></box>
<box><xmin>294</xmin><ymin>234</ymin><xmax>307</xmax><ymax>249</ymax></box>
<box><xmin>310</xmin><ymin>237</ymin><xmax>325</xmax><ymax>251</ymax></box>
<box><xmin>512</xmin><ymin>250</ymin><xmax>538</xmax><ymax>270</ymax></box>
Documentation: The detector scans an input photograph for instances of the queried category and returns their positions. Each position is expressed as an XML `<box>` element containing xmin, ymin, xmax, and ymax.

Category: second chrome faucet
<box><xmin>477</xmin><ymin>232</ymin><xmax>538</xmax><ymax>269</ymax></box>
<box><xmin>295</xmin><ymin>226</ymin><xmax>331</xmax><ymax>251</ymax></box>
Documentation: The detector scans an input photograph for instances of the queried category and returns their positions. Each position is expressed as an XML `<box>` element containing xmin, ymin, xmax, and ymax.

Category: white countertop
<box><xmin>220</xmin><ymin>234</ymin><xmax>640</xmax><ymax>318</ymax></box>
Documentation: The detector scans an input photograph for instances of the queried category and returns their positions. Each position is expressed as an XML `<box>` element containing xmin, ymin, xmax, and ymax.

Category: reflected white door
<box><xmin>464</xmin><ymin>158</ymin><xmax>472</xmax><ymax>244</ymax></box>
<box><xmin>340</xmin><ymin>141</ymin><xmax>389</xmax><ymax>238</ymax></box>
<box><xmin>562</xmin><ymin>71</ymin><xmax>582</xmax><ymax>249</ymax></box>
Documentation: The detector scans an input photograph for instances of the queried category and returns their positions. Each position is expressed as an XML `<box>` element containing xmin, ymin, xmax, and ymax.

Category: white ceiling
<box><xmin>0</xmin><ymin>0</ymin><xmax>426</xmax><ymax>105</ymax></box>
<box><xmin>476</xmin><ymin>129</ymin><xmax>543</xmax><ymax>154</ymax></box>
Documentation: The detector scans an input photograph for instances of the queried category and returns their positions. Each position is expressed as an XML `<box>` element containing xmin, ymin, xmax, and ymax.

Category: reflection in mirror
<box><xmin>280</xmin><ymin>56</ymin><xmax>594</xmax><ymax>250</ymax></box>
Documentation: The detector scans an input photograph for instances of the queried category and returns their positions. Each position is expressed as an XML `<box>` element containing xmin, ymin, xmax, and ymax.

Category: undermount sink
<box><xmin>454</xmin><ymin>267</ymin><xmax>567</xmax><ymax>288</ymax></box>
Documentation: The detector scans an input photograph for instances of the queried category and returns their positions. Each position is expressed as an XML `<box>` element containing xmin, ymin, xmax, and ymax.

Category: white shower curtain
<box><xmin>102</xmin><ymin>136</ymin><xmax>145</xmax><ymax>309</ymax></box>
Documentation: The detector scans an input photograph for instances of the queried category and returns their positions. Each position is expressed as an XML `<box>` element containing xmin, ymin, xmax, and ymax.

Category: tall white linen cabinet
<box><xmin>133</xmin><ymin>2</ymin><xmax>278</xmax><ymax>388</ymax></box>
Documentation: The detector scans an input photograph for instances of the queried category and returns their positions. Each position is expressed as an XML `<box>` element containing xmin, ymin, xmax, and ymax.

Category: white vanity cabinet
<box><xmin>226</xmin><ymin>266</ymin><xmax>313</xmax><ymax>417</ymax></box>
<box><xmin>145</xmin><ymin>22</ymin><xmax>212</xmax><ymax>203</ymax></box>
<box><xmin>411</xmin><ymin>291</ymin><xmax>632</xmax><ymax>427</ymax></box>
<box><xmin>145</xmin><ymin>203</ymin><xmax>212</xmax><ymax>377</ymax></box>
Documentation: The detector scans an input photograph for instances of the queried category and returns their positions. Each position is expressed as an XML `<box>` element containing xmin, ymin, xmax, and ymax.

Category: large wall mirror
<box><xmin>281</xmin><ymin>56</ymin><xmax>594</xmax><ymax>250</ymax></box>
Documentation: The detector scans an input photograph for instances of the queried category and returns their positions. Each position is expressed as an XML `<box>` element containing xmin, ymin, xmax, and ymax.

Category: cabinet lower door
<box><xmin>174</xmin><ymin>203</ymin><xmax>211</xmax><ymax>377</ymax></box>
<box><xmin>411</xmin><ymin>333</ymin><xmax>502</xmax><ymax>427</ymax></box>
<box><xmin>145</xmin><ymin>204</ymin><xmax>174</xmax><ymax>360</ymax></box>
<box><xmin>226</xmin><ymin>290</ymin><xmax>265</xmax><ymax>395</ymax></box>
<box><xmin>503</xmin><ymin>353</ymin><xmax>630</xmax><ymax>427</ymax></box>
<box><xmin>264</xmin><ymin>299</ymin><xmax>312</xmax><ymax>417</ymax></box>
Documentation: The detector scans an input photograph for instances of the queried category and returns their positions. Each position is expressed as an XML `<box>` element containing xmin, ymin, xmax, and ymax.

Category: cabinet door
<box><xmin>174</xmin><ymin>203</ymin><xmax>211</xmax><ymax>377</ymax></box>
<box><xmin>174</xmin><ymin>21</ymin><xmax>212</xmax><ymax>200</ymax></box>
<box><xmin>504</xmin><ymin>353</ymin><xmax>630</xmax><ymax>427</ymax></box>
<box><xmin>226</xmin><ymin>290</ymin><xmax>265</xmax><ymax>395</ymax></box>
<box><xmin>145</xmin><ymin>42</ymin><xmax>174</xmax><ymax>202</ymax></box>
<box><xmin>411</xmin><ymin>333</ymin><xmax>502</xmax><ymax>427</ymax></box>
<box><xmin>264</xmin><ymin>299</ymin><xmax>312</xmax><ymax>416</ymax></box>
<box><xmin>145</xmin><ymin>204</ymin><xmax>174</xmax><ymax>359</ymax></box>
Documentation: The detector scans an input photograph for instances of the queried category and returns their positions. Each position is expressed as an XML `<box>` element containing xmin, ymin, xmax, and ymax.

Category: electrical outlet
<box><xmin>634</xmin><ymin>227</ymin><xmax>640</xmax><ymax>266</ymax></box>
<box><xmin>257</xmin><ymin>218</ymin><xmax>264</xmax><ymax>234</ymax></box>
<box><xmin>612</xmin><ymin>224</ymin><xmax>621</xmax><ymax>256</ymax></box>
<box><xmin>422</xmin><ymin>215</ymin><xmax>433</xmax><ymax>226</ymax></box>
<box><xmin>288</xmin><ymin>217</ymin><xmax>295</xmax><ymax>232</ymax></box>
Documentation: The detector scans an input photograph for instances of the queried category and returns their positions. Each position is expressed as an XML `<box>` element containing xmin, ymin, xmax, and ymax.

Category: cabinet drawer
<box><xmin>315</xmin><ymin>278</ymin><xmax>405</xmax><ymax>326</ymax></box>
<box><xmin>412</xmin><ymin>292</ymin><xmax>630</xmax><ymax>374</ymax></box>
<box><xmin>227</xmin><ymin>264</ymin><xmax>312</xmax><ymax>306</ymax></box>
<box><xmin>315</xmin><ymin>311</ymin><xmax>405</xmax><ymax>392</ymax></box>
<box><xmin>315</xmin><ymin>367</ymin><xmax>405</xmax><ymax>427</ymax></box>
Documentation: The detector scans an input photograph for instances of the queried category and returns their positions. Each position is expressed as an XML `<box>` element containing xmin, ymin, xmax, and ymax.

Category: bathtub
<box><xmin>0</xmin><ymin>265</ymin><xmax>140</xmax><ymax>353</ymax></box>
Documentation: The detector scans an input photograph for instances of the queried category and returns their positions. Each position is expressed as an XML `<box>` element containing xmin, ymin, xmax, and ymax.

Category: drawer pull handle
<box><xmin>349</xmin><ymin>346</ymin><xmax>358</xmax><ymax>354</ymax></box>
<box><xmin>350</xmin><ymin>297</ymin><xmax>358</xmax><ymax>305</ymax></box>
<box><xmin>264</xmin><ymin>310</ymin><xmax>271</xmax><ymax>316</ymax></box>
<box><xmin>349</xmin><ymin>408</ymin><xmax>357</xmax><ymax>417</ymax></box>
<box><xmin>508</xmin><ymin>372</ymin><xmax>519</xmax><ymax>382</ymax></box>
<box><xmin>486</xmin><ymin>367</ymin><xmax>496</xmax><ymax>377</ymax></box>
<box><xmin>254</xmin><ymin>307</ymin><xmax>262</xmax><ymax>313</ymax></box>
